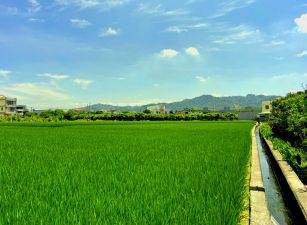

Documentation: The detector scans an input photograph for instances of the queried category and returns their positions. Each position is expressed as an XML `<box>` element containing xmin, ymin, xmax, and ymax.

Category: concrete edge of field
<box><xmin>249</xmin><ymin>126</ymin><xmax>272</xmax><ymax>225</ymax></box>
<box><xmin>262</xmin><ymin>136</ymin><xmax>307</xmax><ymax>222</ymax></box>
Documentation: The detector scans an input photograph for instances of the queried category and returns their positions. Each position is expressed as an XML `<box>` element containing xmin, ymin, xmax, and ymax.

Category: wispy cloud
<box><xmin>186</xmin><ymin>47</ymin><xmax>200</xmax><ymax>56</ymax></box>
<box><xmin>99</xmin><ymin>27</ymin><xmax>120</xmax><ymax>37</ymax></box>
<box><xmin>295</xmin><ymin>13</ymin><xmax>307</xmax><ymax>33</ymax></box>
<box><xmin>28</xmin><ymin>18</ymin><xmax>45</xmax><ymax>22</ymax></box>
<box><xmin>269</xmin><ymin>40</ymin><xmax>286</xmax><ymax>46</ymax></box>
<box><xmin>165</xmin><ymin>23</ymin><xmax>208</xmax><ymax>33</ymax></box>
<box><xmin>271</xmin><ymin>73</ymin><xmax>307</xmax><ymax>80</ymax></box>
<box><xmin>73</xmin><ymin>78</ymin><xmax>93</xmax><ymax>89</ymax></box>
<box><xmin>296</xmin><ymin>50</ymin><xmax>307</xmax><ymax>57</ymax></box>
<box><xmin>195</xmin><ymin>76</ymin><xmax>207</xmax><ymax>83</ymax></box>
<box><xmin>114</xmin><ymin>77</ymin><xmax>126</xmax><ymax>80</ymax></box>
<box><xmin>213</xmin><ymin>0</ymin><xmax>256</xmax><ymax>18</ymax></box>
<box><xmin>4</xmin><ymin>82</ymin><xmax>70</xmax><ymax>100</ymax></box>
<box><xmin>28</xmin><ymin>0</ymin><xmax>41</xmax><ymax>14</ymax></box>
<box><xmin>160</xmin><ymin>49</ymin><xmax>179</xmax><ymax>58</ymax></box>
<box><xmin>0</xmin><ymin>69</ymin><xmax>11</xmax><ymax>78</ymax></box>
<box><xmin>213</xmin><ymin>24</ymin><xmax>261</xmax><ymax>44</ymax></box>
<box><xmin>38</xmin><ymin>73</ymin><xmax>70</xmax><ymax>79</ymax></box>
<box><xmin>70</xmin><ymin>19</ymin><xmax>91</xmax><ymax>28</ymax></box>
<box><xmin>137</xmin><ymin>3</ymin><xmax>189</xmax><ymax>17</ymax></box>
<box><xmin>55</xmin><ymin>0</ymin><xmax>130</xmax><ymax>10</ymax></box>
<box><xmin>0</xmin><ymin>5</ymin><xmax>19</xmax><ymax>16</ymax></box>
<box><xmin>272</xmin><ymin>57</ymin><xmax>284</xmax><ymax>61</ymax></box>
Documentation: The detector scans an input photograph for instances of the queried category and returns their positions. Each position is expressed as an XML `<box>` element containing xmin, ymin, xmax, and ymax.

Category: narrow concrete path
<box><xmin>250</xmin><ymin>126</ymin><xmax>272</xmax><ymax>225</ymax></box>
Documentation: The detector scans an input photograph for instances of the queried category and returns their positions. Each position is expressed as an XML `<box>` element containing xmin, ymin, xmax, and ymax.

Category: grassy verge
<box><xmin>260</xmin><ymin>124</ymin><xmax>307</xmax><ymax>180</ymax></box>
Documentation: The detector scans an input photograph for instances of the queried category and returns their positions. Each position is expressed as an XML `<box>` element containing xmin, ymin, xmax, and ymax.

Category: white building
<box><xmin>0</xmin><ymin>95</ymin><xmax>17</xmax><ymax>116</ymax></box>
<box><xmin>147</xmin><ymin>104</ymin><xmax>168</xmax><ymax>114</ymax></box>
<box><xmin>16</xmin><ymin>105</ymin><xmax>28</xmax><ymax>115</ymax></box>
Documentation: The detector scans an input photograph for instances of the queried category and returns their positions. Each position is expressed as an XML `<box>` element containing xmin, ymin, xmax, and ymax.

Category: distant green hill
<box><xmin>83</xmin><ymin>94</ymin><xmax>280</xmax><ymax>112</ymax></box>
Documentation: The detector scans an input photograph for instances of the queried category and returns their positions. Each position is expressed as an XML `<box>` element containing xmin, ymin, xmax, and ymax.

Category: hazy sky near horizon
<box><xmin>0</xmin><ymin>0</ymin><xmax>307</xmax><ymax>108</ymax></box>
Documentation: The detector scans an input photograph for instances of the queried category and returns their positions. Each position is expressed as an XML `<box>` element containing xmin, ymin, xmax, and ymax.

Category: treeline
<box><xmin>0</xmin><ymin>110</ymin><xmax>239</xmax><ymax>122</ymax></box>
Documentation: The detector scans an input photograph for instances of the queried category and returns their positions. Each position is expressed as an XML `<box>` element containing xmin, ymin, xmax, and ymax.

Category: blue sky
<box><xmin>0</xmin><ymin>0</ymin><xmax>307</xmax><ymax>109</ymax></box>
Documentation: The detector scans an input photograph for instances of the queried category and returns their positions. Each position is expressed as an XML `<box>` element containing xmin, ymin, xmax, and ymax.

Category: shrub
<box><xmin>269</xmin><ymin>91</ymin><xmax>307</xmax><ymax>149</ymax></box>
<box><xmin>260</xmin><ymin>124</ymin><xmax>306</xmax><ymax>170</ymax></box>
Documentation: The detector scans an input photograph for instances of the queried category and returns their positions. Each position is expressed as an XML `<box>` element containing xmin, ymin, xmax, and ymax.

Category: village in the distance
<box><xmin>0</xmin><ymin>94</ymin><xmax>273</xmax><ymax>121</ymax></box>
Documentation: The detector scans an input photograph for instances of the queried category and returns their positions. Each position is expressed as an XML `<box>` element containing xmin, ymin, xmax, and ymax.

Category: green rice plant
<box><xmin>0</xmin><ymin>121</ymin><xmax>253</xmax><ymax>224</ymax></box>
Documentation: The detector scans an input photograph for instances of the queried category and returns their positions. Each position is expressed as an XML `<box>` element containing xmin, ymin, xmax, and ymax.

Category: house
<box><xmin>147</xmin><ymin>104</ymin><xmax>167</xmax><ymax>114</ymax></box>
<box><xmin>262</xmin><ymin>101</ymin><xmax>272</xmax><ymax>113</ymax></box>
<box><xmin>16</xmin><ymin>105</ymin><xmax>28</xmax><ymax>115</ymax></box>
<box><xmin>0</xmin><ymin>95</ymin><xmax>17</xmax><ymax>116</ymax></box>
<box><xmin>257</xmin><ymin>101</ymin><xmax>272</xmax><ymax>121</ymax></box>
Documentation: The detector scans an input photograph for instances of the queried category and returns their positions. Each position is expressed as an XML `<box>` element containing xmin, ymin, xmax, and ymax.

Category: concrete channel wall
<box><xmin>249</xmin><ymin>126</ymin><xmax>272</xmax><ymax>225</ymax></box>
<box><xmin>262</xmin><ymin>136</ymin><xmax>307</xmax><ymax>224</ymax></box>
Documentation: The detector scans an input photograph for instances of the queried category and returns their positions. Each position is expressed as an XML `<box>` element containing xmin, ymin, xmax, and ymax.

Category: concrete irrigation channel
<box><xmin>250</xmin><ymin>126</ymin><xmax>307</xmax><ymax>225</ymax></box>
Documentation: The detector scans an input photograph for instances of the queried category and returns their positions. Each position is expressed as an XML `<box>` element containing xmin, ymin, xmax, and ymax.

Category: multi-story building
<box><xmin>16</xmin><ymin>105</ymin><xmax>28</xmax><ymax>115</ymax></box>
<box><xmin>262</xmin><ymin>101</ymin><xmax>272</xmax><ymax>113</ymax></box>
<box><xmin>0</xmin><ymin>95</ymin><xmax>17</xmax><ymax>116</ymax></box>
<box><xmin>257</xmin><ymin>101</ymin><xmax>273</xmax><ymax>122</ymax></box>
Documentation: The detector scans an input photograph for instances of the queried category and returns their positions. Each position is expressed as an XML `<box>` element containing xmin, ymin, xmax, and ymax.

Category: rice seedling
<box><xmin>0</xmin><ymin>121</ymin><xmax>253</xmax><ymax>224</ymax></box>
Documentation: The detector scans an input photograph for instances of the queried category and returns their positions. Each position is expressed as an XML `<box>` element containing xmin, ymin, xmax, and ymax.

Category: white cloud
<box><xmin>211</xmin><ymin>93</ymin><xmax>222</xmax><ymax>97</ymax></box>
<box><xmin>28</xmin><ymin>18</ymin><xmax>45</xmax><ymax>22</ymax></box>
<box><xmin>99</xmin><ymin>27</ymin><xmax>120</xmax><ymax>37</ymax></box>
<box><xmin>137</xmin><ymin>3</ymin><xmax>188</xmax><ymax>17</ymax></box>
<box><xmin>28</xmin><ymin>0</ymin><xmax>41</xmax><ymax>14</ymax></box>
<box><xmin>73</xmin><ymin>79</ymin><xmax>93</xmax><ymax>89</ymax></box>
<box><xmin>0</xmin><ymin>6</ymin><xmax>19</xmax><ymax>15</ymax></box>
<box><xmin>160</xmin><ymin>49</ymin><xmax>179</xmax><ymax>58</ymax></box>
<box><xmin>70</xmin><ymin>19</ymin><xmax>91</xmax><ymax>28</ymax></box>
<box><xmin>195</xmin><ymin>76</ymin><xmax>207</xmax><ymax>83</ymax></box>
<box><xmin>271</xmin><ymin>73</ymin><xmax>307</xmax><ymax>80</ymax></box>
<box><xmin>4</xmin><ymin>83</ymin><xmax>70</xmax><ymax>100</ymax></box>
<box><xmin>0</xmin><ymin>69</ymin><xmax>11</xmax><ymax>78</ymax></box>
<box><xmin>165</xmin><ymin>23</ymin><xmax>208</xmax><ymax>33</ymax></box>
<box><xmin>153</xmin><ymin>83</ymin><xmax>159</xmax><ymax>87</ymax></box>
<box><xmin>269</xmin><ymin>40</ymin><xmax>286</xmax><ymax>46</ymax></box>
<box><xmin>114</xmin><ymin>77</ymin><xmax>126</xmax><ymax>80</ymax></box>
<box><xmin>213</xmin><ymin>0</ymin><xmax>256</xmax><ymax>18</ymax></box>
<box><xmin>296</xmin><ymin>50</ymin><xmax>307</xmax><ymax>57</ymax></box>
<box><xmin>272</xmin><ymin>57</ymin><xmax>284</xmax><ymax>61</ymax></box>
<box><xmin>295</xmin><ymin>13</ymin><xmax>307</xmax><ymax>33</ymax></box>
<box><xmin>38</xmin><ymin>73</ymin><xmax>70</xmax><ymax>79</ymax></box>
<box><xmin>186</xmin><ymin>47</ymin><xmax>200</xmax><ymax>56</ymax></box>
<box><xmin>213</xmin><ymin>24</ymin><xmax>261</xmax><ymax>44</ymax></box>
<box><xmin>55</xmin><ymin>0</ymin><xmax>129</xmax><ymax>10</ymax></box>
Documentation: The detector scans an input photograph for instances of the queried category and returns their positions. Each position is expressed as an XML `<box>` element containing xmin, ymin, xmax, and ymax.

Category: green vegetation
<box><xmin>260</xmin><ymin>124</ymin><xmax>306</xmax><ymax>170</ymax></box>
<box><xmin>269</xmin><ymin>91</ymin><xmax>307</xmax><ymax>149</ymax></box>
<box><xmin>260</xmin><ymin>91</ymin><xmax>307</xmax><ymax>182</ymax></box>
<box><xmin>0</xmin><ymin>111</ymin><xmax>238</xmax><ymax>122</ymax></box>
<box><xmin>0</xmin><ymin>121</ymin><xmax>253</xmax><ymax>224</ymax></box>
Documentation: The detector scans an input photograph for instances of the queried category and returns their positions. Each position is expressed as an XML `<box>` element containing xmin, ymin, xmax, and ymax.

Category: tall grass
<box><xmin>0</xmin><ymin>121</ymin><xmax>253</xmax><ymax>224</ymax></box>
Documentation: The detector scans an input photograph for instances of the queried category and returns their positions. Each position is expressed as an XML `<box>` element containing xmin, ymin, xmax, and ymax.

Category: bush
<box><xmin>269</xmin><ymin>91</ymin><xmax>307</xmax><ymax>149</ymax></box>
<box><xmin>260</xmin><ymin>124</ymin><xmax>306</xmax><ymax>170</ymax></box>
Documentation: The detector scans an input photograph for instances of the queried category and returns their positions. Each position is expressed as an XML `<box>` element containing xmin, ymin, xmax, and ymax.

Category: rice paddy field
<box><xmin>0</xmin><ymin>121</ymin><xmax>254</xmax><ymax>224</ymax></box>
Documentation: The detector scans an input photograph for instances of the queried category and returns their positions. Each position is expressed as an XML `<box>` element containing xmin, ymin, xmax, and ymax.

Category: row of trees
<box><xmin>0</xmin><ymin>110</ymin><xmax>239</xmax><ymax>122</ymax></box>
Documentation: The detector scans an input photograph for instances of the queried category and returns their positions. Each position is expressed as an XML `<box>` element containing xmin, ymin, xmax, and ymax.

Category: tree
<box><xmin>143</xmin><ymin>109</ymin><xmax>152</xmax><ymax>114</ymax></box>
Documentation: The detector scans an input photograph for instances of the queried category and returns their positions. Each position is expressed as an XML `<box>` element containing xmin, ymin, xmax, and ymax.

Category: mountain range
<box><xmin>82</xmin><ymin>94</ymin><xmax>280</xmax><ymax>112</ymax></box>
